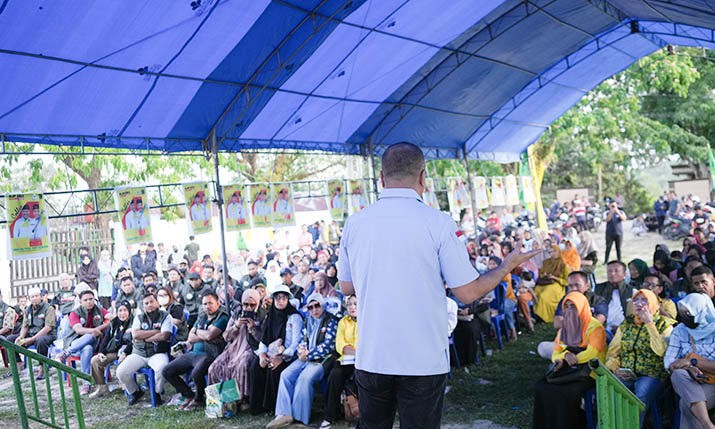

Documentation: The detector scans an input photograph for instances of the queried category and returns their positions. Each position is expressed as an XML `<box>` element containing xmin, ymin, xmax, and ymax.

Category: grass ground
<box><xmin>0</xmin><ymin>224</ymin><xmax>681</xmax><ymax>428</ymax></box>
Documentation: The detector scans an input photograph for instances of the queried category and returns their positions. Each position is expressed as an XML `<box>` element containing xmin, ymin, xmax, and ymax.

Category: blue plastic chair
<box><xmin>489</xmin><ymin>283</ymin><xmax>508</xmax><ymax>350</ymax></box>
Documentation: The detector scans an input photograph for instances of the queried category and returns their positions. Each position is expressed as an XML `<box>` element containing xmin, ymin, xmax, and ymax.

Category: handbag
<box><xmin>205</xmin><ymin>379</ymin><xmax>242</xmax><ymax>418</ymax></box>
<box><xmin>686</xmin><ymin>335</ymin><xmax>715</xmax><ymax>384</ymax></box>
<box><xmin>341</xmin><ymin>384</ymin><xmax>360</xmax><ymax>422</ymax></box>
<box><xmin>545</xmin><ymin>362</ymin><xmax>592</xmax><ymax>385</ymax></box>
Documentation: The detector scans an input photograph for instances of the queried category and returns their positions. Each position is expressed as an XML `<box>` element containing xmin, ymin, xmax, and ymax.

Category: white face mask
<box><xmin>158</xmin><ymin>296</ymin><xmax>169</xmax><ymax>307</ymax></box>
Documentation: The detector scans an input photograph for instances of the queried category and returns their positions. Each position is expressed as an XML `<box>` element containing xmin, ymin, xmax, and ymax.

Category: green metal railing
<box><xmin>0</xmin><ymin>338</ymin><xmax>93</xmax><ymax>429</ymax></box>
<box><xmin>589</xmin><ymin>359</ymin><xmax>646</xmax><ymax>429</ymax></box>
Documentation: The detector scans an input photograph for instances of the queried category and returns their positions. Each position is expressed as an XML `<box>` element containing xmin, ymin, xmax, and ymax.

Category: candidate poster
<box><xmin>183</xmin><ymin>182</ymin><xmax>213</xmax><ymax>235</ymax></box>
<box><xmin>115</xmin><ymin>186</ymin><xmax>152</xmax><ymax>245</ymax></box>
<box><xmin>271</xmin><ymin>183</ymin><xmax>296</xmax><ymax>226</ymax></box>
<box><xmin>249</xmin><ymin>184</ymin><xmax>271</xmax><ymax>227</ymax></box>
<box><xmin>473</xmin><ymin>176</ymin><xmax>490</xmax><ymax>209</ymax></box>
<box><xmin>521</xmin><ymin>176</ymin><xmax>536</xmax><ymax>203</ymax></box>
<box><xmin>6</xmin><ymin>192</ymin><xmax>52</xmax><ymax>260</ymax></box>
<box><xmin>348</xmin><ymin>180</ymin><xmax>369</xmax><ymax>214</ymax></box>
<box><xmin>327</xmin><ymin>180</ymin><xmax>346</xmax><ymax>220</ymax></box>
<box><xmin>505</xmin><ymin>175</ymin><xmax>520</xmax><ymax>206</ymax></box>
<box><xmin>491</xmin><ymin>177</ymin><xmax>506</xmax><ymax>206</ymax></box>
<box><xmin>423</xmin><ymin>178</ymin><xmax>439</xmax><ymax>209</ymax></box>
<box><xmin>447</xmin><ymin>178</ymin><xmax>470</xmax><ymax>215</ymax></box>
<box><xmin>223</xmin><ymin>184</ymin><xmax>249</xmax><ymax>231</ymax></box>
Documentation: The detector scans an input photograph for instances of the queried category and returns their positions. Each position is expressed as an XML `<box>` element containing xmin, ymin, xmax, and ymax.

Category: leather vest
<box><xmin>132</xmin><ymin>310</ymin><xmax>170</xmax><ymax>358</ymax></box>
<box><xmin>64</xmin><ymin>304</ymin><xmax>104</xmax><ymax>345</ymax></box>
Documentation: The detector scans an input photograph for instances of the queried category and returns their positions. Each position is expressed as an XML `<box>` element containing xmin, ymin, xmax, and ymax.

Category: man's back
<box><xmin>338</xmin><ymin>188</ymin><xmax>476</xmax><ymax>376</ymax></box>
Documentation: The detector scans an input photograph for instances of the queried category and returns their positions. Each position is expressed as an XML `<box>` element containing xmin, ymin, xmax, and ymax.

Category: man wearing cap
<box><xmin>268</xmin><ymin>293</ymin><xmax>337</xmax><ymax>428</ymax></box>
<box><xmin>280</xmin><ymin>268</ymin><xmax>304</xmax><ymax>303</ymax></box>
<box><xmin>338</xmin><ymin>142</ymin><xmax>539</xmax><ymax>428</ymax></box>
<box><xmin>7</xmin><ymin>287</ymin><xmax>57</xmax><ymax>379</ymax></box>
<box><xmin>178</xmin><ymin>272</ymin><xmax>213</xmax><ymax>328</ymax></box>
<box><xmin>55</xmin><ymin>289</ymin><xmax>111</xmax><ymax>395</ymax></box>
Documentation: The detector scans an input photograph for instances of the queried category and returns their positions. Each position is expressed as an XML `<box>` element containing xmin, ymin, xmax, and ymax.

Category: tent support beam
<box><xmin>211</xmin><ymin>131</ymin><xmax>232</xmax><ymax>316</ymax></box>
<box><xmin>462</xmin><ymin>147</ymin><xmax>479</xmax><ymax>238</ymax></box>
<box><xmin>367</xmin><ymin>138</ymin><xmax>378</xmax><ymax>203</ymax></box>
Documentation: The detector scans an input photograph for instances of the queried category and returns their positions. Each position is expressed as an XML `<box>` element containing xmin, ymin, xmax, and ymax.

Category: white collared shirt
<box><xmin>338</xmin><ymin>188</ymin><xmax>477</xmax><ymax>376</ymax></box>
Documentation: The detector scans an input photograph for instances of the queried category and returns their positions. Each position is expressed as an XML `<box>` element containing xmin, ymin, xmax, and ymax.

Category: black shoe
<box><xmin>35</xmin><ymin>373</ymin><xmax>45</xmax><ymax>381</ymax></box>
<box><xmin>128</xmin><ymin>389</ymin><xmax>145</xmax><ymax>405</ymax></box>
<box><xmin>154</xmin><ymin>393</ymin><xmax>164</xmax><ymax>406</ymax></box>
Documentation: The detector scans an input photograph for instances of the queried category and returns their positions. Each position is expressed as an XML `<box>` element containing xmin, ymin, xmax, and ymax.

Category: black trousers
<box><xmin>451</xmin><ymin>319</ymin><xmax>481</xmax><ymax>366</ymax></box>
<box><xmin>323</xmin><ymin>360</ymin><xmax>355</xmax><ymax>422</ymax></box>
<box><xmin>249</xmin><ymin>358</ymin><xmax>289</xmax><ymax>414</ymax></box>
<box><xmin>355</xmin><ymin>369</ymin><xmax>447</xmax><ymax>429</ymax></box>
<box><xmin>6</xmin><ymin>333</ymin><xmax>55</xmax><ymax>361</ymax></box>
<box><xmin>657</xmin><ymin>215</ymin><xmax>665</xmax><ymax>233</ymax></box>
<box><xmin>162</xmin><ymin>352</ymin><xmax>212</xmax><ymax>401</ymax></box>
<box><xmin>604</xmin><ymin>233</ymin><xmax>622</xmax><ymax>262</ymax></box>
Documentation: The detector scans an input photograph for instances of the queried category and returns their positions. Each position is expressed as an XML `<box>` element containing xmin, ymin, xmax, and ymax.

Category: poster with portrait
<box><xmin>422</xmin><ymin>178</ymin><xmax>439</xmax><ymax>209</ymax></box>
<box><xmin>249</xmin><ymin>184</ymin><xmax>271</xmax><ymax>227</ymax></box>
<box><xmin>505</xmin><ymin>175</ymin><xmax>520</xmax><ymax>206</ymax></box>
<box><xmin>6</xmin><ymin>192</ymin><xmax>52</xmax><ymax>260</ymax></box>
<box><xmin>447</xmin><ymin>178</ymin><xmax>470</xmax><ymax>215</ymax></box>
<box><xmin>183</xmin><ymin>182</ymin><xmax>213</xmax><ymax>235</ymax></box>
<box><xmin>521</xmin><ymin>176</ymin><xmax>536</xmax><ymax>203</ymax></box>
<box><xmin>271</xmin><ymin>183</ymin><xmax>296</xmax><ymax>226</ymax></box>
<box><xmin>348</xmin><ymin>180</ymin><xmax>369</xmax><ymax>214</ymax></box>
<box><xmin>473</xmin><ymin>176</ymin><xmax>490</xmax><ymax>209</ymax></box>
<box><xmin>327</xmin><ymin>180</ymin><xmax>346</xmax><ymax>220</ymax></box>
<box><xmin>223</xmin><ymin>184</ymin><xmax>249</xmax><ymax>231</ymax></box>
<box><xmin>491</xmin><ymin>177</ymin><xmax>506</xmax><ymax>206</ymax></box>
<box><xmin>115</xmin><ymin>186</ymin><xmax>152</xmax><ymax>245</ymax></box>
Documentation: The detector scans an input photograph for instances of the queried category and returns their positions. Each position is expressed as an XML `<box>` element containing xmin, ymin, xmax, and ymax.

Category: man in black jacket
<box><xmin>594</xmin><ymin>261</ymin><xmax>634</xmax><ymax>333</ymax></box>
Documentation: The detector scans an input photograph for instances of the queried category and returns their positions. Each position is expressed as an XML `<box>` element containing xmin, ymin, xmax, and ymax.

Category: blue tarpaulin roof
<box><xmin>1</xmin><ymin>0</ymin><xmax>714</xmax><ymax>161</ymax></box>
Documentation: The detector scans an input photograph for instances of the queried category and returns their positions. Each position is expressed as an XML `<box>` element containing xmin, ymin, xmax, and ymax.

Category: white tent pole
<box><xmin>462</xmin><ymin>147</ymin><xmax>479</xmax><ymax>238</ymax></box>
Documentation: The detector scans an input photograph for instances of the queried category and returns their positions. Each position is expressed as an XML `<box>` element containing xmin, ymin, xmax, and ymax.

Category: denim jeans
<box><xmin>275</xmin><ymin>359</ymin><xmax>324</xmax><ymax>424</ymax></box>
<box><xmin>67</xmin><ymin>334</ymin><xmax>99</xmax><ymax>383</ymax></box>
<box><xmin>504</xmin><ymin>299</ymin><xmax>516</xmax><ymax>331</ymax></box>
<box><xmin>622</xmin><ymin>375</ymin><xmax>663</xmax><ymax>426</ymax></box>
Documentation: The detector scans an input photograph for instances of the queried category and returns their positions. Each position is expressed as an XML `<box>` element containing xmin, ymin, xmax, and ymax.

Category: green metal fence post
<box><xmin>8</xmin><ymin>348</ymin><xmax>30</xmax><ymax>429</ymax></box>
<box><xmin>43</xmin><ymin>363</ymin><xmax>56</xmax><ymax>426</ymax></box>
<box><xmin>589</xmin><ymin>359</ymin><xmax>646</xmax><ymax>429</ymax></box>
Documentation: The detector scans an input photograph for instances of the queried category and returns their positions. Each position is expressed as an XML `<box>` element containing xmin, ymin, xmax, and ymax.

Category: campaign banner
<box><xmin>115</xmin><ymin>186</ymin><xmax>152</xmax><ymax>245</ymax></box>
<box><xmin>473</xmin><ymin>176</ymin><xmax>490</xmax><ymax>209</ymax></box>
<box><xmin>271</xmin><ymin>183</ymin><xmax>296</xmax><ymax>227</ymax></box>
<box><xmin>223</xmin><ymin>184</ymin><xmax>249</xmax><ymax>231</ymax></box>
<box><xmin>183</xmin><ymin>182</ymin><xmax>213</xmax><ymax>235</ymax></box>
<box><xmin>423</xmin><ymin>178</ymin><xmax>439</xmax><ymax>209</ymax></box>
<box><xmin>249</xmin><ymin>183</ymin><xmax>271</xmax><ymax>227</ymax></box>
<box><xmin>348</xmin><ymin>180</ymin><xmax>369</xmax><ymax>214</ymax></box>
<box><xmin>521</xmin><ymin>176</ymin><xmax>536</xmax><ymax>203</ymax></box>
<box><xmin>491</xmin><ymin>177</ymin><xmax>506</xmax><ymax>206</ymax></box>
<box><xmin>505</xmin><ymin>175</ymin><xmax>520</xmax><ymax>206</ymax></box>
<box><xmin>327</xmin><ymin>180</ymin><xmax>346</xmax><ymax>220</ymax></box>
<box><xmin>447</xmin><ymin>178</ymin><xmax>470</xmax><ymax>215</ymax></box>
<box><xmin>6</xmin><ymin>192</ymin><xmax>52</xmax><ymax>260</ymax></box>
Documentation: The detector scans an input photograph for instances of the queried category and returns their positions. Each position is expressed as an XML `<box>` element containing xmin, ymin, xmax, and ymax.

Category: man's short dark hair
<box><xmin>685</xmin><ymin>255</ymin><xmax>703</xmax><ymax>268</ymax></box>
<box><xmin>381</xmin><ymin>142</ymin><xmax>425</xmax><ymax>180</ymax></box>
<box><xmin>79</xmin><ymin>246</ymin><xmax>90</xmax><ymax>254</ymax></box>
<box><xmin>606</xmin><ymin>261</ymin><xmax>626</xmax><ymax>271</ymax></box>
<box><xmin>643</xmin><ymin>274</ymin><xmax>662</xmax><ymax>286</ymax></box>
<box><xmin>247</xmin><ymin>260</ymin><xmax>258</xmax><ymax>267</ymax></box>
<box><xmin>143</xmin><ymin>292</ymin><xmax>157</xmax><ymax>301</ymax></box>
<box><xmin>189</xmin><ymin>235</ymin><xmax>195</xmax><ymax>240</ymax></box>
<box><xmin>120</xmin><ymin>276</ymin><xmax>134</xmax><ymax>285</ymax></box>
<box><xmin>202</xmin><ymin>291</ymin><xmax>219</xmax><ymax>302</ymax></box>
<box><xmin>78</xmin><ymin>290</ymin><xmax>95</xmax><ymax>300</ymax></box>
<box><xmin>568</xmin><ymin>271</ymin><xmax>589</xmax><ymax>284</ymax></box>
<box><xmin>203</xmin><ymin>264</ymin><xmax>214</xmax><ymax>271</ymax></box>
<box><xmin>691</xmin><ymin>265</ymin><xmax>714</xmax><ymax>279</ymax></box>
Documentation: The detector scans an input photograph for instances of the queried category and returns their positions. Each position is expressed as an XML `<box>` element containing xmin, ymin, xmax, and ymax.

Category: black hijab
<box><xmin>326</xmin><ymin>263</ymin><xmax>338</xmax><ymax>287</ymax></box>
<box><xmin>261</xmin><ymin>295</ymin><xmax>300</xmax><ymax>345</ymax></box>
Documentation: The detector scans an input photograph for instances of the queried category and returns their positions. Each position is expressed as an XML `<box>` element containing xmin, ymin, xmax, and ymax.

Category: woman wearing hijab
<box><xmin>306</xmin><ymin>272</ymin><xmax>340</xmax><ymax>299</ymax></box>
<box><xmin>665</xmin><ymin>293</ymin><xmax>715</xmax><ymax>429</ymax></box>
<box><xmin>249</xmin><ymin>285</ymin><xmax>303</xmax><ymax>415</ymax></box>
<box><xmin>325</xmin><ymin>263</ymin><xmax>338</xmax><ymax>288</ymax></box>
<box><xmin>97</xmin><ymin>249</ymin><xmax>117</xmax><ymax>309</ymax></box>
<box><xmin>650</xmin><ymin>248</ymin><xmax>677</xmax><ymax>291</ymax></box>
<box><xmin>530</xmin><ymin>237</ymin><xmax>549</xmax><ymax>269</ymax></box>
<box><xmin>532</xmin><ymin>293</ymin><xmax>607</xmax><ymax>429</ymax></box>
<box><xmin>88</xmin><ymin>300</ymin><xmax>133</xmax><ymax>398</ymax></box>
<box><xmin>606</xmin><ymin>289</ymin><xmax>676</xmax><ymax>426</ymax></box>
<box><xmin>208</xmin><ymin>289</ymin><xmax>264</xmax><ymax>411</ymax></box>
<box><xmin>534</xmin><ymin>246</ymin><xmax>571</xmax><ymax>323</ymax></box>
<box><xmin>264</xmin><ymin>260</ymin><xmax>283</xmax><ymax>294</ymax></box>
<box><xmin>576</xmin><ymin>231</ymin><xmax>598</xmax><ymax>275</ymax></box>
<box><xmin>627</xmin><ymin>258</ymin><xmax>650</xmax><ymax>289</ymax></box>
<box><xmin>561</xmin><ymin>239</ymin><xmax>581</xmax><ymax>272</ymax></box>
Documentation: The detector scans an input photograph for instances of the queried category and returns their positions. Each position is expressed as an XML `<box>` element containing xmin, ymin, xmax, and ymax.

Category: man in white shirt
<box><xmin>12</xmin><ymin>204</ymin><xmax>33</xmax><ymax>238</ymax></box>
<box><xmin>226</xmin><ymin>191</ymin><xmax>247</xmax><ymax>224</ymax></box>
<box><xmin>273</xmin><ymin>188</ymin><xmax>292</xmax><ymax>220</ymax></box>
<box><xmin>253</xmin><ymin>189</ymin><xmax>271</xmax><ymax>219</ymax></box>
<box><xmin>338</xmin><ymin>142</ymin><xmax>539</xmax><ymax>429</ymax></box>
<box><xmin>29</xmin><ymin>205</ymin><xmax>47</xmax><ymax>239</ymax></box>
<box><xmin>350</xmin><ymin>186</ymin><xmax>368</xmax><ymax>212</ymax></box>
<box><xmin>594</xmin><ymin>261</ymin><xmax>634</xmax><ymax>333</ymax></box>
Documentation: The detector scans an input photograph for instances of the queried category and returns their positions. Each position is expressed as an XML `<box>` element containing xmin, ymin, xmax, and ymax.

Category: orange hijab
<box><xmin>541</xmin><ymin>245</ymin><xmax>567</xmax><ymax>278</ymax></box>
<box><xmin>556</xmin><ymin>292</ymin><xmax>592</xmax><ymax>348</ymax></box>
<box><xmin>632</xmin><ymin>289</ymin><xmax>659</xmax><ymax>325</ymax></box>
<box><xmin>561</xmin><ymin>241</ymin><xmax>581</xmax><ymax>271</ymax></box>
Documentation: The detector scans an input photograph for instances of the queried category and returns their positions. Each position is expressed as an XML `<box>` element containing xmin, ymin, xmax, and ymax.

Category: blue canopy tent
<box><xmin>1</xmin><ymin>0</ymin><xmax>714</xmax><ymax>161</ymax></box>
<box><xmin>2</xmin><ymin>0</ymin><xmax>714</xmax><ymax>312</ymax></box>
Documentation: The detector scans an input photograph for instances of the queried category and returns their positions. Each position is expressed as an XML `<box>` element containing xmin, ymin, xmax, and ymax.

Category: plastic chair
<box><xmin>449</xmin><ymin>334</ymin><xmax>460</xmax><ymax>368</ymax></box>
<box><xmin>489</xmin><ymin>283</ymin><xmax>508</xmax><ymax>350</ymax></box>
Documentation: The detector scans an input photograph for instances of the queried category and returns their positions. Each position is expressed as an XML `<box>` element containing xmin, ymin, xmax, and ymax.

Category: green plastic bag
<box><xmin>205</xmin><ymin>379</ymin><xmax>242</xmax><ymax>418</ymax></box>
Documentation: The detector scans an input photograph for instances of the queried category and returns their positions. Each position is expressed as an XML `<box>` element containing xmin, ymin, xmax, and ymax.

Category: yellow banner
<box><xmin>183</xmin><ymin>182</ymin><xmax>213</xmax><ymax>235</ymax></box>
<box><xmin>223</xmin><ymin>184</ymin><xmax>249</xmax><ymax>231</ymax></box>
<box><xmin>6</xmin><ymin>192</ymin><xmax>52</xmax><ymax>260</ymax></box>
<box><xmin>115</xmin><ymin>186</ymin><xmax>152</xmax><ymax>245</ymax></box>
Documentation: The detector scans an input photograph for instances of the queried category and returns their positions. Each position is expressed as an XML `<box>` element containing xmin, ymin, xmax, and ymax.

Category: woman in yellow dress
<box><xmin>534</xmin><ymin>245</ymin><xmax>571</xmax><ymax>323</ymax></box>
